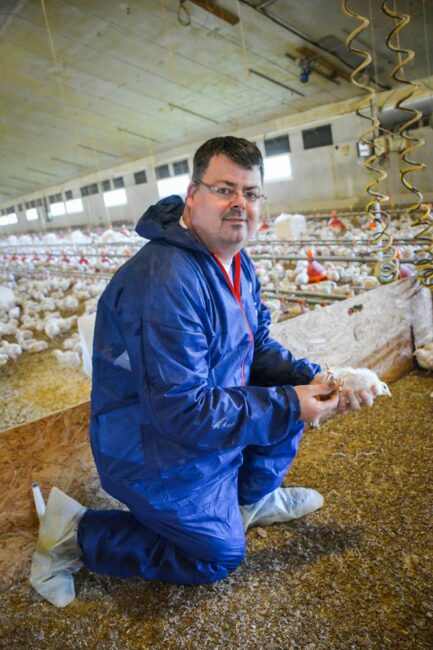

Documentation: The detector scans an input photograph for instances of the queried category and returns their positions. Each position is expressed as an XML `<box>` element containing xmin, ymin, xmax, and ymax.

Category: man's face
<box><xmin>184</xmin><ymin>154</ymin><xmax>263</xmax><ymax>262</ymax></box>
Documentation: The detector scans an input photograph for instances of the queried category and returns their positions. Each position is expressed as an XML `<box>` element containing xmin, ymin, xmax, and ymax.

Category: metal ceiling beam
<box><xmin>249</xmin><ymin>68</ymin><xmax>305</xmax><ymax>97</ymax></box>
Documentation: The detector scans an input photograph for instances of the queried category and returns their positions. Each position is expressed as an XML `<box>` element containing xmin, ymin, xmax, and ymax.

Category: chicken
<box><xmin>52</xmin><ymin>349</ymin><xmax>81</xmax><ymax>368</ymax></box>
<box><xmin>327</xmin><ymin>366</ymin><xmax>391</xmax><ymax>396</ymax></box>
<box><xmin>311</xmin><ymin>366</ymin><xmax>391</xmax><ymax>429</ymax></box>
<box><xmin>413</xmin><ymin>345</ymin><xmax>433</xmax><ymax>371</ymax></box>
<box><xmin>0</xmin><ymin>341</ymin><xmax>22</xmax><ymax>361</ymax></box>
<box><xmin>25</xmin><ymin>340</ymin><xmax>49</xmax><ymax>353</ymax></box>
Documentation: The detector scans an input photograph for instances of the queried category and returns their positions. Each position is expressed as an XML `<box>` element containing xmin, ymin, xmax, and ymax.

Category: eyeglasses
<box><xmin>195</xmin><ymin>180</ymin><xmax>267</xmax><ymax>203</ymax></box>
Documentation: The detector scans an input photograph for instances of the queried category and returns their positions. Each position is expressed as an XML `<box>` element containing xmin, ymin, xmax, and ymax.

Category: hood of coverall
<box><xmin>135</xmin><ymin>194</ymin><xmax>207</xmax><ymax>255</ymax></box>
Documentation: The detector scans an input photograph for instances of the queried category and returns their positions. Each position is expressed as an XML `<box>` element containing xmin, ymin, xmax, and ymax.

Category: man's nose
<box><xmin>229</xmin><ymin>189</ymin><xmax>247</xmax><ymax>208</ymax></box>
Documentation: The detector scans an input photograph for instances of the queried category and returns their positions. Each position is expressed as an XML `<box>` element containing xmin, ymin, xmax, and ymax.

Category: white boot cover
<box><xmin>30</xmin><ymin>487</ymin><xmax>87</xmax><ymax>607</ymax></box>
<box><xmin>240</xmin><ymin>487</ymin><xmax>324</xmax><ymax>532</ymax></box>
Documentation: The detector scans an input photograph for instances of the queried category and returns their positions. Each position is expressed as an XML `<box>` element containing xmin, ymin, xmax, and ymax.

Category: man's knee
<box><xmin>197</xmin><ymin>529</ymin><xmax>246</xmax><ymax>570</ymax></box>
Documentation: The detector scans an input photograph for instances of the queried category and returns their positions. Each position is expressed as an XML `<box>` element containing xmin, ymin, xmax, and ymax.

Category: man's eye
<box><xmin>215</xmin><ymin>187</ymin><xmax>232</xmax><ymax>195</ymax></box>
<box><xmin>244</xmin><ymin>192</ymin><xmax>259</xmax><ymax>200</ymax></box>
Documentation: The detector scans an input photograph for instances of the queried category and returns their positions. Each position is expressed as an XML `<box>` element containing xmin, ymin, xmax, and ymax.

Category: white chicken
<box><xmin>413</xmin><ymin>344</ymin><xmax>433</xmax><ymax>371</ymax></box>
<box><xmin>52</xmin><ymin>349</ymin><xmax>81</xmax><ymax>368</ymax></box>
<box><xmin>25</xmin><ymin>339</ymin><xmax>49</xmax><ymax>353</ymax></box>
<box><xmin>311</xmin><ymin>366</ymin><xmax>391</xmax><ymax>428</ymax></box>
<box><xmin>327</xmin><ymin>367</ymin><xmax>391</xmax><ymax>396</ymax></box>
<box><xmin>0</xmin><ymin>341</ymin><xmax>22</xmax><ymax>361</ymax></box>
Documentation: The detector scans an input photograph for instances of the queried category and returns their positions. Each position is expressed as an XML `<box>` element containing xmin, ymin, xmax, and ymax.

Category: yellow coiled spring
<box><xmin>382</xmin><ymin>0</ymin><xmax>433</xmax><ymax>288</ymax></box>
<box><xmin>341</xmin><ymin>0</ymin><xmax>398</xmax><ymax>283</ymax></box>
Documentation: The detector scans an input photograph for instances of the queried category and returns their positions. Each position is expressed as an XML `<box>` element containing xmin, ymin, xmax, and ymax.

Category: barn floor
<box><xmin>0</xmin><ymin>371</ymin><xmax>432</xmax><ymax>650</ymax></box>
<box><xmin>0</xmin><ymin>347</ymin><xmax>91</xmax><ymax>431</ymax></box>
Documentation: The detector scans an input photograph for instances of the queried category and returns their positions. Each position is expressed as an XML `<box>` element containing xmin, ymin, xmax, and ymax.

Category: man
<box><xmin>30</xmin><ymin>137</ymin><xmax>375</xmax><ymax>607</ymax></box>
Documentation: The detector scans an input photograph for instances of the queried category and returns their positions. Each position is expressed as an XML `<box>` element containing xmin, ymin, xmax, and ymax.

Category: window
<box><xmin>264</xmin><ymin>154</ymin><xmax>293</xmax><ymax>181</ymax></box>
<box><xmin>49</xmin><ymin>193</ymin><xmax>62</xmax><ymax>204</ymax></box>
<box><xmin>66</xmin><ymin>198</ymin><xmax>84</xmax><ymax>214</ymax></box>
<box><xmin>263</xmin><ymin>134</ymin><xmax>292</xmax><ymax>182</ymax></box>
<box><xmin>49</xmin><ymin>202</ymin><xmax>66</xmax><ymax>217</ymax></box>
<box><xmin>134</xmin><ymin>170</ymin><xmax>147</xmax><ymax>185</ymax></box>
<box><xmin>302</xmin><ymin>124</ymin><xmax>333</xmax><ymax>149</ymax></box>
<box><xmin>264</xmin><ymin>134</ymin><xmax>290</xmax><ymax>157</ymax></box>
<box><xmin>357</xmin><ymin>142</ymin><xmax>373</xmax><ymax>158</ymax></box>
<box><xmin>101</xmin><ymin>180</ymin><xmax>111</xmax><ymax>192</ymax></box>
<box><xmin>25</xmin><ymin>202</ymin><xmax>31</xmax><ymax>209</ymax></box>
<box><xmin>0</xmin><ymin>213</ymin><xmax>18</xmax><ymax>226</ymax></box>
<box><xmin>17</xmin><ymin>204</ymin><xmax>23</xmax><ymax>212</ymax></box>
<box><xmin>157</xmin><ymin>175</ymin><xmax>189</xmax><ymax>199</ymax></box>
<box><xmin>113</xmin><ymin>177</ymin><xmax>124</xmax><ymax>189</ymax></box>
<box><xmin>80</xmin><ymin>183</ymin><xmax>98</xmax><ymax>197</ymax></box>
<box><xmin>173</xmin><ymin>159</ymin><xmax>189</xmax><ymax>176</ymax></box>
<box><xmin>155</xmin><ymin>164</ymin><xmax>170</xmax><ymax>180</ymax></box>
<box><xmin>103</xmin><ymin>188</ymin><xmax>128</xmax><ymax>207</ymax></box>
<box><xmin>26</xmin><ymin>208</ymin><xmax>39</xmax><ymax>221</ymax></box>
<box><xmin>65</xmin><ymin>190</ymin><xmax>73</xmax><ymax>200</ymax></box>
<box><xmin>36</xmin><ymin>198</ymin><xmax>43</xmax><ymax>207</ymax></box>
<box><xmin>7</xmin><ymin>207</ymin><xmax>15</xmax><ymax>214</ymax></box>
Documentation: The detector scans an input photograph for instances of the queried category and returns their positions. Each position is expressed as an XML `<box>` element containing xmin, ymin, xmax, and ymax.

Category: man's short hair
<box><xmin>192</xmin><ymin>136</ymin><xmax>264</xmax><ymax>184</ymax></box>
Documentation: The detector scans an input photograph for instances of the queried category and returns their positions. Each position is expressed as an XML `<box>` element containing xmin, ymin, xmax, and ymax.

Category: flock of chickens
<box><xmin>0</xmin><ymin>213</ymin><xmax>432</xmax><ymax>373</ymax></box>
<box><xmin>0</xmin><ymin>276</ymin><xmax>106</xmax><ymax>369</ymax></box>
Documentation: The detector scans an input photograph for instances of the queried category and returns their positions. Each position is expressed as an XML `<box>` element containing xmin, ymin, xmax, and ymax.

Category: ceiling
<box><xmin>1</xmin><ymin>0</ymin><xmax>432</xmax><ymax>203</ymax></box>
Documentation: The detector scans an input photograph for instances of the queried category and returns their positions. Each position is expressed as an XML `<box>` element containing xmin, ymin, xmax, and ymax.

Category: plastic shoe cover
<box><xmin>30</xmin><ymin>487</ymin><xmax>86</xmax><ymax>607</ymax></box>
<box><xmin>240</xmin><ymin>487</ymin><xmax>324</xmax><ymax>531</ymax></box>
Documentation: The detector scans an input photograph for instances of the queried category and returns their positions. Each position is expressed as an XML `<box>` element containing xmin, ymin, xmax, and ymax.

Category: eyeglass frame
<box><xmin>194</xmin><ymin>180</ymin><xmax>267</xmax><ymax>203</ymax></box>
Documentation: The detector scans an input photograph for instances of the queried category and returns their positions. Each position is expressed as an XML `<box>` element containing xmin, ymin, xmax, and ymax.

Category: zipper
<box><xmin>212</xmin><ymin>252</ymin><xmax>254</xmax><ymax>387</ymax></box>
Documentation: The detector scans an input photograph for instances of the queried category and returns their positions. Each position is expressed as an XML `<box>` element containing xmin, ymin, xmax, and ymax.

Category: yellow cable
<box><xmin>341</xmin><ymin>0</ymin><xmax>398</xmax><ymax>284</ymax></box>
<box><xmin>382</xmin><ymin>0</ymin><xmax>433</xmax><ymax>288</ymax></box>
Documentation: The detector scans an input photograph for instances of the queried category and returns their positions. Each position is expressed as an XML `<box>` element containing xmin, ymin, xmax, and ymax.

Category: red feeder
<box><xmin>328</xmin><ymin>209</ymin><xmax>345</xmax><ymax>231</ymax></box>
<box><xmin>396</xmin><ymin>247</ymin><xmax>415</xmax><ymax>278</ymax></box>
<box><xmin>307</xmin><ymin>249</ymin><xmax>327</xmax><ymax>284</ymax></box>
<box><xmin>399</xmin><ymin>264</ymin><xmax>415</xmax><ymax>279</ymax></box>
<box><xmin>258</xmin><ymin>215</ymin><xmax>270</xmax><ymax>232</ymax></box>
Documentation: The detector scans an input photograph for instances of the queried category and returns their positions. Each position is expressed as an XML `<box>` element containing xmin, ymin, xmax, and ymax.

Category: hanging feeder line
<box><xmin>382</xmin><ymin>0</ymin><xmax>433</xmax><ymax>289</ymax></box>
<box><xmin>249</xmin><ymin>254</ymin><xmax>415</xmax><ymax>264</ymax></box>
<box><xmin>341</xmin><ymin>0</ymin><xmax>398</xmax><ymax>285</ymax></box>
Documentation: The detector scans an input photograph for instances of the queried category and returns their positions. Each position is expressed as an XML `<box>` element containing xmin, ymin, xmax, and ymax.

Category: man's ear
<box><xmin>185</xmin><ymin>181</ymin><xmax>197</xmax><ymax>208</ymax></box>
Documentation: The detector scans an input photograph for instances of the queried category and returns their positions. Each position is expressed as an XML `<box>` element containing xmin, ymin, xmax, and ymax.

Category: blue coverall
<box><xmin>77</xmin><ymin>196</ymin><xmax>321</xmax><ymax>584</ymax></box>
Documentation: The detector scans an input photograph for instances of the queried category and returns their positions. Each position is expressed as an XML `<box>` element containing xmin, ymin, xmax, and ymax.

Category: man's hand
<box><xmin>310</xmin><ymin>373</ymin><xmax>378</xmax><ymax>415</ymax></box>
<box><xmin>334</xmin><ymin>385</ymin><xmax>378</xmax><ymax>414</ymax></box>
<box><xmin>294</xmin><ymin>384</ymin><xmax>340</xmax><ymax>423</ymax></box>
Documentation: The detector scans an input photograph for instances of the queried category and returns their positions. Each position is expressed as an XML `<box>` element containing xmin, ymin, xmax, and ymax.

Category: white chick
<box><xmin>413</xmin><ymin>346</ymin><xmax>433</xmax><ymax>371</ymax></box>
<box><xmin>9</xmin><ymin>306</ymin><xmax>20</xmax><ymax>319</ymax></box>
<box><xmin>61</xmin><ymin>295</ymin><xmax>80</xmax><ymax>311</ymax></box>
<box><xmin>0</xmin><ymin>353</ymin><xmax>9</xmax><ymax>366</ymax></box>
<box><xmin>363</xmin><ymin>276</ymin><xmax>379</xmax><ymax>289</ymax></box>
<box><xmin>16</xmin><ymin>328</ymin><xmax>33</xmax><ymax>342</ymax></box>
<box><xmin>328</xmin><ymin>367</ymin><xmax>391</xmax><ymax>396</ymax></box>
<box><xmin>52</xmin><ymin>349</ymin><xmax>81</xmax><ymax>368</ymax></box>
<box><xmin>62</xmin><ymin>334</ymin><xmax>80</xmax><ymax>350</ymax></box>
<box><xmin>295</xmin><ymin>271</ymin><xmax>309</xmax><ymax>286</ymax></box>
<box><xmin>44</xmin><ymin>318</ymin><xmax>62</xmax><ymax>339</ymax></box>
<box><xmin>25</xmin><ymin>340</ymin><xmax>49</xmax><ymax>353</ymax></box>
<box><xmin>0</xmin><ymin>341</ymin><xmax>22</xmax><ymax>361</ymax></box>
